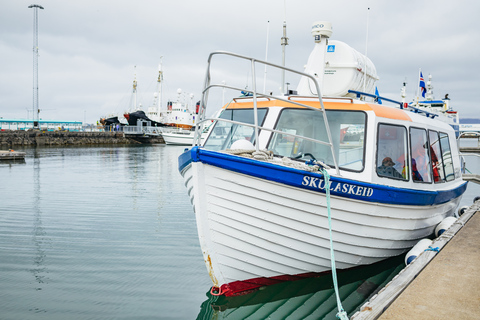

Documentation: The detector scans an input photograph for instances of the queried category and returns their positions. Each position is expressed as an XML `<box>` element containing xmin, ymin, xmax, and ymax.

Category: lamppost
<box><xmin>28</xmin><ymin>4</ymin><xmax>44</xmax><ymax>129</ymax></box>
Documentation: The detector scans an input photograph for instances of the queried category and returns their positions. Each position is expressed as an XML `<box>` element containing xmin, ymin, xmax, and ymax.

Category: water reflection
<box><xmin>197</xmin><ymin>255</ymin><xmax>404</xmax><ymax>319</ymax></box>
<box><xmin>31</xmin><ymin>150</ymin><xmax>49</xmax><ymax>292</ymax></box>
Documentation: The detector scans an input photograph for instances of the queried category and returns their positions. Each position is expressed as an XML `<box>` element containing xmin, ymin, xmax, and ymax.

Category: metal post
<box><xmin>281</xmin><ymin>21</ymin><xmax>288</xmax><ymax>94</ymax></box>
<box><xmin>28</xmin><ymin>4</ymin><xmax>44</xmax><ymax>129</ymax></box>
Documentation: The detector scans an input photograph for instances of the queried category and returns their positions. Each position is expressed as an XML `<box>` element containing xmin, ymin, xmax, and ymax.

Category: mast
<box><xmin>263</xmin><ymin>21</ymin><xmax>270</xmax><ymax>94</ymax></box>
<box><xmin>157</xmin><ymin>58</ymin><xmax>163</xmax><ymax>114</ymax></box>
<box><xmin>415</xmin><ymin>68</ymin><xmax>421</xmax><ymax>106</ymax></box>
<box><xmin>426</xmin><ymin>74</ymin><xmax>433</xmax><ymax>101</ymax></box>
<box><xmin>281</xmin><ymin>20</ymin><xmax>288</xmax><ymax>94</ymax></box>
<box><xmin>133</xmin><ymin>66</ymin><xmax>137</xmax><ymax>110</ymax></box>
<box><xmin>363</xmin><ymin>7</ymin><xmax>370</xmax><ymax>93</ymax></box>
<box><xmin>401</xmin><ymin>80</ymin><xmax>407</xmax><ymax>107</ymax></box>
<box><xmin>280</xmin><ymin>0</ymin><xmax>288</xmax><ymax>94</ymax></box>
<box><xmin>28</xmin><ymin>4</ymin><xmax>44</xmax><ymax>129</ymax></box>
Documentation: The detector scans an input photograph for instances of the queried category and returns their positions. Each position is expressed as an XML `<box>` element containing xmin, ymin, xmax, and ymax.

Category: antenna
<box><xmin>28</xmin><ymin>4</ymin><xmax>44</xmax><ymax>128</ymax></box>
<box><xmin>401</xmin><ymin>78</ymin><xmax>407</xmax><ymax>106</ymax></box>
<box><xmin>281</xmin><ymin>0</ymin><xmax>288</xmax><ymax>94</ymax></box>
<box><xmin>363</xmin><ymin>7</ymin><xmax>370</xmax><ymax>93</ymax></box>
<box><xmin>133</xmin><ymin>66</ymin><xmax>137</xmax><ymax>110</ymax></box>
<box><xmin>157</xmin><ymin>56</ymin><xmax>163</xmax><ymax>111</ymax></box>
<box><xmin>263</xmin><ymin>20</ymin><xmax>270</xmax><ymax>94</ymax></box>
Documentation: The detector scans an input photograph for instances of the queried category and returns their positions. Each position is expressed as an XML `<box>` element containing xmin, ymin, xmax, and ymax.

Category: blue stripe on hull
<box><xmin>179</xmin><ymin>147</ymin><xmax>467</xmax><ymax>206</ymax></box>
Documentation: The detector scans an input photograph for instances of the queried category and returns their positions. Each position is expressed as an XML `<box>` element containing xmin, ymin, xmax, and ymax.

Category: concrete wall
<box><xmin>0</xmin><ymin>130</ymin><xmax>163</xmax><ymax>147</ymax></box>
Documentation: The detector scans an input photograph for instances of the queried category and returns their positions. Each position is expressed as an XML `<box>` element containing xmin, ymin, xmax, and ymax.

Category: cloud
<box><xmin>1</xmin><ymin>0</ymin><xmax>479</xmax><ymax>123</ymax></box>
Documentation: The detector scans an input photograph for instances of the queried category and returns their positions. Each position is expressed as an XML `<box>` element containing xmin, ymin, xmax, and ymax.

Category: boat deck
<box><xmin>352</xmin><ymin>202</ymin><xmax>480</xmax><ymax>319</ymax></box>
<box><xmin>0</xmin><ymin>150</ymin><xmax>26</xmax><ymax>160</ymax></box>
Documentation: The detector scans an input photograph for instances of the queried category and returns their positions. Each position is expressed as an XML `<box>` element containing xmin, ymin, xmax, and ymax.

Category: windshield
<box><xmin>203</xmin><ymin>108</ymin><xmax>268</xmax><ymax>150</ymax></box>
<box><xmin>268</xmin><ymin>109</ymin><xmax>366</xmax><ymax>171</ymax></box>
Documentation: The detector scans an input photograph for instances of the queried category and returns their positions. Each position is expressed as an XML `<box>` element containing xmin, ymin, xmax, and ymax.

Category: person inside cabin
<box><xmin>430</xmin><ymin>146</ymin><xmax>441</xmax><ymax>182</ymax></box>
<box><xmin>411</xmin><ymin>158</ymin><xmax>423</xmax><ymax>181</ymax></box>
<box><xmin>377</xmin><ymin>157</ymin><xmax>403</xmax><ymax>179</ymax></box>
<box><xmin>411</xmin><ymin>140</ymin><xmax>431</xmax><ymax>182</ymax></box>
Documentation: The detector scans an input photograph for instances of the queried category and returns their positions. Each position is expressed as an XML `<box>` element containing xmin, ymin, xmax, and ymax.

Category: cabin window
<box><xmin>428</xmin><ymin>130</ymin><xmax>454</xmax><ymax>182</ymax></box>
<box><xmin>409</xmin><ymin>127</ymin><xmax>432</xmax><ymax>183</ymax></box>
<box><xmin>439</xmin><ymin>132</ymin><xmax>455</xmax><ymax>182</ymax></box>
<box><xmin>376</xmin><ymin>124</ymin><xmax>408</xmax><ymax>180</ymax></box>
<box><xmin>203</xmin><ymin>108</ymin><xmax>268</xmax><ymax>150</ymax></box>
<box><xmin>428</xmin><ymin>130</ymin><xmax>443</xmax><ymax>183</ymax></box>
<box><xmin>268</xmin><ymin>109</ymin><xmax>366</xmax><ymax>171</ymax></box>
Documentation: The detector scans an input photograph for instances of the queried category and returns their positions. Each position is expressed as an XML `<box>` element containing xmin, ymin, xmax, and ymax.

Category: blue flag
<box><xmin>419</xmin><ymin>72</ymin><xmax>426</xmax><ymax>98</ymax></box>
<box><xmin>375</xmin><ymin>87</ymin><xmax>382</xmax><ymax>104</ymax></box>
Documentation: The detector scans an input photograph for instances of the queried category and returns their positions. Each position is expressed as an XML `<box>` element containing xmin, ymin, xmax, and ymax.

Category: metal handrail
<box><xmin>195</xmin><ymin>51</ymin><xmax>340</xmax><ymax>175</ymax></box>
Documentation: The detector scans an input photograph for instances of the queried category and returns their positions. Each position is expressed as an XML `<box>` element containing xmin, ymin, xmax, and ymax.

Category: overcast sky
<box><xmin>1</xmin><ymin>0</ymin><xmax>479</xmax><ymax>123</ymax></box>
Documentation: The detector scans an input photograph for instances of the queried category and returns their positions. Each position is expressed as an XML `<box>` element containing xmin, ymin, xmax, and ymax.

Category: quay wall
<box><xmin>0</xmin><ymin>130</ymin><xmax>163</xmax><ymax>147</ymax></box>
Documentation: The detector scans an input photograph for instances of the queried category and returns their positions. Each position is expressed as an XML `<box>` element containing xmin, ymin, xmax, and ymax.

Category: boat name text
<box><xmin>301</xmin><ymin>176</ymin><xmax>373</xmax><ymax>197</ymax></box>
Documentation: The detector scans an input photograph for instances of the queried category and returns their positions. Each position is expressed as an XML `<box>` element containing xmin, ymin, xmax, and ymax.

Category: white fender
<box><xmin>435</xmin><ymin>216</ymin><xmax>457</xmax><ymax>237</ymax></box>
<box><xmin>405</xmin><ymin>239</ymin><xmax>433</xmax><ymax>265</ymax></box>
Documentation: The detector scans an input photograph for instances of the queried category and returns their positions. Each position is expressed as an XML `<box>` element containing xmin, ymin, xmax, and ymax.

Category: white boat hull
<box><xmin>162</xmin><ymin>131</ymin><xmax>196</xmax><ymax>145</ymax></box>
<box><xmin>181</xmin><ymin>154</ymin><xmax>463</xmax><ymax>295</ymax></box>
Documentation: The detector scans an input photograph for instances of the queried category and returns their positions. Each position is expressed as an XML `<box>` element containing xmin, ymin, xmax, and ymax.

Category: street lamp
<box><xmin>28</xmin><ymin>4</ymin><xmax>44</xmax><ymax>129</ymax></box>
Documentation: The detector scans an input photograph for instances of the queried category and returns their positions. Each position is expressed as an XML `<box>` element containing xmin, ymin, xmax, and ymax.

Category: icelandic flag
<box><xmin>375</xmin><ymin>87</ymin><xmax>382</xmax><ymax>104</ymax></box>
<box><xmin>419</xmin><ymin>72</ymin><xmax>426</xmax><ymax>98</ymax></box>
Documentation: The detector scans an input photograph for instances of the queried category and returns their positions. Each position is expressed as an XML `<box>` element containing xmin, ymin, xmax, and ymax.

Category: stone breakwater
<box><xmin>0</xmin><ymin>130</ymin><xmax>163</xmax><ymax>147</ymax></box>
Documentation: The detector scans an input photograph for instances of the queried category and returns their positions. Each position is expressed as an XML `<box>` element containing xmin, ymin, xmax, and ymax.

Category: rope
<box><xmin>321</xmin><ymin>168</ymin><xmax>349</xmax><ymax>320</ymax></box>
<box><xmin>223</xmin><ymin>148</ymin><xmax>329</xmax><ymax>172</ymax></box>
<box><xmin>224</xmin><ymin>147</ymin><xmax>347</xmax><ymax>318</ymax></box>
<box><xmin>425</xmin><ymin>246</ymin><xmax>440</xmax><ymax>252</ymax></box>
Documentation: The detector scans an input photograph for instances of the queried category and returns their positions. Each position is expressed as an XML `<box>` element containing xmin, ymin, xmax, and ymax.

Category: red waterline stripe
<box><xmin>211</xmin><ymin>271</ymin><xmax>331</xmax><ymax>297</ymax></box>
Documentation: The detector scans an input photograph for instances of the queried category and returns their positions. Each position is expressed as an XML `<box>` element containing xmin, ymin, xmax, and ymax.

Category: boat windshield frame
<box><xmin>193</xmin><ymin>51</ymin><xmax>340</xmax><ymax>175</ymax></box>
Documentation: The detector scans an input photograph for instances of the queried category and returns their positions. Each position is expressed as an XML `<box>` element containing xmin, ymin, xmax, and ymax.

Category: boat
<box><xmin>161</xmin><ymin>110</ymin><xmax>222</xmax><ymax>145</ymax></box>
<box><xmin>124</xmin><ymin>109</ymin><xmax>166</xmax><ymax>127</ymax></box>
<box><xmin>197</xmin><ymin>255</ymin><xmax>404</xmax><ymax>319</ymax></box>
<box><xmin>399</xmin><ymin>73</ymin><xmax>459</xmax><ymax>133</ymax></box>
<box><xmin>99</xmin><ymin>115</ymin><xmax>127</xmax><ymax>128</ymax></box>
<box><xmin>0</xmin><ymin>149</ymin><xmax>26</xmax><ymax>160</ymax></box>
<box><xmin>178</xmin><ymin>21</ymin><xmax>467</xmax><ymax>297</ymax></box>
<box><xmin>124</xmin><ymin>63</ymin><xmax>200</xmax><ymax>129</ymax></box>
<box><xmin>156</xmin><ymin>92</ymin><xmax>200</xmax><ymax>129</ymax></box>
<box><xmin>161</xmin><ymin>128</ymin><xmax>198</xmax><ymax>145</ymax></box>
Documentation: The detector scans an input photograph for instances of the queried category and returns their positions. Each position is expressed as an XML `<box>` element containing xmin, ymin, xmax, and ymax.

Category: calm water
<box><xmin>1</xmin><ymin>142</ymin><xmax>479</xmax><ymax>320</ymax></box>
<box><xmin>0</xmin><ymin>144</ymin><xmax>210</xmax><ymax>320</ymax></box>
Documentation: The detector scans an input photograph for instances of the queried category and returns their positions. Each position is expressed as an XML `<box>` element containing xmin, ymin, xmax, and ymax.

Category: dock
<box><xmin>459</xmin><ymin>132</ymin><xmax>480</xmax><ymax>153</ymax></box>
<box><xmin>0</xmin><ymin>149</ymin><xmax>26</xmax><ymax>160</ymax></box>
<box><xmin>351</xmin><ymin>201</ymin><xmax>480</xmax><ymax>320</ymax></box>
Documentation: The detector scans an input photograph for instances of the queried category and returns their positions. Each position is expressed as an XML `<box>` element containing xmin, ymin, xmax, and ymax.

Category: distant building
<box><xmin>459</xmin><ymin>123</ymin><xmax>480</xmax><ymax>132</ymax></box>
<box><xmin>0</xmin><ymin>119</ymin><xmax>82</xmax><ymax>131</ymax></box>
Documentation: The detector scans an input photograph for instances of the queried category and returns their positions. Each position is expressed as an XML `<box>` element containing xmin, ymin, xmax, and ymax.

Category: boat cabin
<box><xmin>202</xmin><ymin>97</ymin><xmax>462</xmax><ymax>189</ymax></box>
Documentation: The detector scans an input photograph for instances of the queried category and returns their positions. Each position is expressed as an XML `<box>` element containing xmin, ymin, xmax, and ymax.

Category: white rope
<box><xmin>224</xmin><ymin>148</ymin><xmax>327</xmax><ymax>172</ymax></box>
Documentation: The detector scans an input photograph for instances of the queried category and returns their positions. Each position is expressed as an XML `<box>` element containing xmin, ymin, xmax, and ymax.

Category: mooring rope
<box><xmin>321</xmin><ymin>168</ymin><xmax>348</xmax><ymax>320</ymax></box>
<box><xmin>223</xmin><ymin>149</ymin><xmax>327</xmax><ymax>172</ymax></box>
<box><xmin>224</xmin><ymin>148</ymin><xmax>347</xmax><ymax>317</ymax></box>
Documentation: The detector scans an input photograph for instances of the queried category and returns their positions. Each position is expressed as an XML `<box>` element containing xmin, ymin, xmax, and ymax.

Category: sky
<box><xmin>1</xmin><ymin>0</ymin><xmax>479</xmax><ymax>124</ymax></box>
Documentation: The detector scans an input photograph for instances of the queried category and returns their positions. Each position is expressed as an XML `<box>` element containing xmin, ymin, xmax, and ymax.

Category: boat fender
<box><xmin>456</xmin><ymin>205</ymin><xmax>469</xmax><ymax>218</ymax></box>
<box><xmin>434</xmin><ymin>216</ymin><xmax>457</xmax><ymax>237</ymax></box>
<box><xmin>230</xmin><ymin>139</ymin><xmax>255</xmax><ymax>151</ymax></box>
<box><xmin>405</xmin><ymin>239</ymin><xmax>433</xmax><ymax>265</ymax></box>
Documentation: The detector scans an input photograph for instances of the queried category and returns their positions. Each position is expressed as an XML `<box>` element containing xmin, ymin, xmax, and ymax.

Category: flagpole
<box><xmin>415</xmin><ymin>68</ymin><xmax>421</xmax><ymax>105</ymax></box>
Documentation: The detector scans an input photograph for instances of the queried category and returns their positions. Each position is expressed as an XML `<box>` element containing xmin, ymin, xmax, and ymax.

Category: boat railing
<box><xmin>289</xmin><ymin>95</ymin><xmax>355</xmax><ymax>104</ymax></box>
<box><xmin>348</xmin><ymin>89</ymin><xmax>441</xmax><ymax>119</ymax></box>
<box><xmin>196</xmin><ymin>51</ymin><xmax>340</xmax><ymax>175</ymax></box>
<box><xmin>122</xmin><ymin>125</ymin><xmax>162</xmax><ymax>136</ymax></box>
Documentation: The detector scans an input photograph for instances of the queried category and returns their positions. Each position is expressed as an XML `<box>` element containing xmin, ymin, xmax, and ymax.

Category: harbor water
<box><xmin>1</xmin><ymin>141</ymin><xmax>479</xmax><ymax>319</ymax></box>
